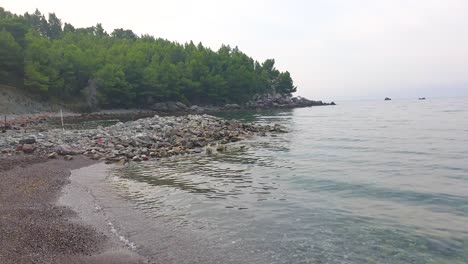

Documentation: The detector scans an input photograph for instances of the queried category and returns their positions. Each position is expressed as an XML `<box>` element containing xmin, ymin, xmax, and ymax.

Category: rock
<box><xmin>64</xmin><ymin>155</ymin><xmax>73</xmax><ymax>161</ymax></box>
<box><xmin>174</xmin><ymin>101</ymin><xmax>188</xmax><ymax>110</ymax></box>
<box><xmin>168</xmin><ymin>146</ymin><xmax>182</xmax><ymax>155</ymax></box>
<box><xmin>230</xmin><ymin>137</ymin><xmax>243</xmax><ymax>142</ymax></box>
<box><xmin>216</xmin><ymin>144</ymin><xmax>226</xmax><ymax>152</ymax></box>
<box><xmin>192</xmin><ymin>148</ymin><xmax>202</xmax><ymax>154</ymax></box>
<box><xmin>48</xmin><ymin>152</ymin><xmax>58</xmax><ymax>159</ymax></box>
<box><xmin>1</xmin><ymin>148</ymin><xmax>13</xmax><ymax>154</ymax></box>
<box><xmin>22</xmin><ymin>144</ymin><xmax>35</xmax><ymax>153</ymax></box>
<box><xmin>115</xmin><ymin>144</ymin><xmax>125</xmax><ymax>150</ymax></box>
<box><xmin>206</xmin><ymin>146</ymin><xmax>213</xmax><ymax>155</ymax></box>
<box><xmin>189</xmin><ymin>105</ymin><xmax>205</xmax><ymax>113</ymax></box>
<box><xmin>224</xmin><ymin>104</ymin><xmax>241</xmax><ymax>110</ymax></box>
<box><xmin>246</xmin><ymin>93</ymin><xmax>330</xmax><ymax>109</ymax></box>
<box><xmin>57</xmin><ymin>145</ymin><xmax>80</xmax><ymax>155</ymax></box>
<box><xmin>116</xmin><ymin>159</ymin><xmax>126</xmax><ymax>166</ymax></box>
<box><xmin>19</xmin><ymin>138</ymin><xmax>36</xmax><ymax>145</ymax></box>
<box><xmin>140</xmin><ymin>147</ymin><xmax>149</xmax><ymax>155</ymax></box>
<box><xmin>151</xmin><ymin>101</ymin><xmax>188</xmax><ymax>112</ymax></box>
<box><xmin>0</xmin><ymin>113</ymin><xmax>285</xmax><ymax>164</ymax></box>
<box><xmin>132</xmin><ymin>155</ymin><xmax>142</xmax><ymax>162</ymax></box>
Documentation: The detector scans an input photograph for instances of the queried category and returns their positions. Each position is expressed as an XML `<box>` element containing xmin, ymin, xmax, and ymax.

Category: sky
<box><xmin>3</xmin><ymin>0</ymin><xmax>468</xmax><ymax>100</ymax></box>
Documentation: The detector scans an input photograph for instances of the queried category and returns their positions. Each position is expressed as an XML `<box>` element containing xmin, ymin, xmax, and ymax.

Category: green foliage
<box><xmin>95</xmin><ymin>64</ymin><xmax>134</xmax><ymax>106</ymax></box>
<box><xmin>277</xmin><ymin>71</ymin><xmax>297</xmax><ymax>95</ymax></box>
<box><xmin>0</xmin><ymin>29</ymin><xmax>22</xmax><ymax>84</ymax></box>
<box><xmin>47</xmin><ymin>13</ymin><xmax>62</xmax><ymax>40</ymax></box>
<box><xmin>24</xmin><ymin>61</ymin><xmax>49</xmax><ymax>92</ymax></box>
<box><xmin>0</xmin><ymin>7</ymin><xmax>298</xmax><ymax>108</ymax></box>
<box><xmin>111</xmin><ymin>28</ymin><xmax>137</xmax><ymax>40</ymax></box>
<box><xmin>23</xmin><ymin>31</ymin><xmax>54</xmax><ymax>93</ymax></box>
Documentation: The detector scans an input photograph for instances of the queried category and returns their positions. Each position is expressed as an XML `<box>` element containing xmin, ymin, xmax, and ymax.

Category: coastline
<box><xmin>0</xmin><ymin>155</ymin><xmax>143</xmax><ymax>263</ymax></box>
<box><xmin>0</xmin><ymin>112</ymin><xmax>282</xmax><ymax>263</ymax></box>
<box><xmin>59</xmin><ymin>161</ymin><xmax>248</xmax><ymax>264</ymax></box>
<box><xmin>1</xmin><ymin>89</ymin><xmax>334</xmax><ymax>131</ymax></box>
<box><xmin>1</xmin><ymin>109</ymin><xmax>291</xmax><ymax>263</ymax></box>
<box><xmin>58</xmin><ymin>161</ymin><xmax>146</xmax><ymax>264</ymax></box>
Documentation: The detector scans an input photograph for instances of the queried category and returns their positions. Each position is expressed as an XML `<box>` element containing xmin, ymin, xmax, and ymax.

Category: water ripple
<box><xmin>107</xmin><ymin>98</ymin><xmax>468</xmax><ymax>263</ymax></box>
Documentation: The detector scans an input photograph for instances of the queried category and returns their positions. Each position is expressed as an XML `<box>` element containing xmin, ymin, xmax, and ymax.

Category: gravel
<box><xmin>0</xmin><ymin>155</ymin><xmax>105</xmax><ymax>263</ymax></box>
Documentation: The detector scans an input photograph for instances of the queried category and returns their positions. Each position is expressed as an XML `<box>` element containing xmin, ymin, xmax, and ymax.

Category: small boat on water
<box><xmin>419</xmin><ymin>97</ymin><xmax>426</xmax><ymax>100</ymax></box>
<box><xmin>384</xmin><ymin>97</ymin><xmax>392</xmax><ymax>101</ymax></box>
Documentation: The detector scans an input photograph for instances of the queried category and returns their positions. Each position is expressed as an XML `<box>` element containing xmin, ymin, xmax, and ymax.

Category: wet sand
<box><xmin>0</xmin><ymin>155</ymin><xmax>145</xmax><ymax>263</ymax></box>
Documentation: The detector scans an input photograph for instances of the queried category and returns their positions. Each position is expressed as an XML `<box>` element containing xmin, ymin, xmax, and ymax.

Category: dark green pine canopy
<box><xmin>0</xmin><ymin>7</ymin><xmax>297</xmax><ymax>108</ymax></box>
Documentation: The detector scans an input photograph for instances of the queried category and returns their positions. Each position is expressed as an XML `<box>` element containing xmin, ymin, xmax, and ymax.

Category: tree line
<box><xmin>0</xmin><ymin>7</ymin><xmax>297</xmax><ymax>109</ymax></box>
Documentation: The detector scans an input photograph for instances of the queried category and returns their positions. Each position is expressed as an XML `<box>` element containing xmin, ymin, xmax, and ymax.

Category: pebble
<box><xmin>48</xmin><ymin>152</ymin><xmax>58</xmax><ymax>159</ymax></box>
<box><xmin>0</xmin><ymin>114</ymin><xmax>287</xmax><ymax>163</ymax></box>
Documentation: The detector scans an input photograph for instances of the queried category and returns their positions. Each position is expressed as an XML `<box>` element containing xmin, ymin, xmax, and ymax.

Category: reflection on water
<box><xmin>108</xmin><ymin>98</ymin><xmax>468</xmax><ymax>263</ymax></box>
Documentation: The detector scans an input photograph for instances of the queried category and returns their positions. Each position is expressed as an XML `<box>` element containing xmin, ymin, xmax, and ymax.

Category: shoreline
<box><xmin>0</xmin><ymin>113</ymin><xmax>281</xmax><ymax>263</ymax></box>
<box><xmin>0</xmin><ymin>155</ymin><xmax>146</xmax><ymax>263</ymax></box>
<box><xmin>58</xmin><ymin>161</ymin><xmax>146</xmax><ymax>264</ymax></box>
<box><xmin>1</xmin><ymin>91</ymin><xmax>335</xmax><ymax>130</ymax></box>
<box><xmin>0</xmin><ymin>112</ymin><xmax>286</xmax><ymax>263</ymax></box>
<box><xmin>1</xmin><ymin>103</ymin><xmax>332</xmax><ymax>132</ymax></box>
<box><xmin>60</xmin><ymin>160</ymin><xmax>247</xmax><ymax>264</ymax></box>
<box><xmin>0</xmin><ymin>155</ymin><xmax>104</xmax><ymax>263</ymax></box>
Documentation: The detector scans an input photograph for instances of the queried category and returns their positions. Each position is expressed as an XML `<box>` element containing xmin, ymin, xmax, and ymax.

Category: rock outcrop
<box><xmin>246</xmin><ymin>93</ymin><xmax>334</xmax><ymax>109</ymax></box>
<box><xmin>151</xmin><ymin>101</ymin><xmax>188</xmax><ymax>112</ymax></box>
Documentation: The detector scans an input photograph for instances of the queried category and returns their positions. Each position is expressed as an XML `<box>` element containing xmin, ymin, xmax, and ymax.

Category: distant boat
<box><xmin>384</xmin><ymin>97</ymin><xmax>392</xmax><ymax>101</ymax></box>
<box><xmin>419</xmin><ymin>97</ymin><xmax>426</xmax><ymax>100</ymax></box>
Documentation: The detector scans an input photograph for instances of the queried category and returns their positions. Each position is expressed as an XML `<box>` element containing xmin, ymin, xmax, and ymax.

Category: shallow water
<box><xmin>107</xmin><ymin>98</ymin><xmax>468</xmax><ymax>263</ymax></box>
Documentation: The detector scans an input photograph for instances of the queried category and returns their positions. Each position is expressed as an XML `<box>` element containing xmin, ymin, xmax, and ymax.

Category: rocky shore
<box><xmin>1</xmin><ymin>114</ymin><xmax>287</xmax><ymax>164</ymax></box>
<box><xmin>150</xmin><ymin>93</ymin><xmax>335</xmax><ymax>113</ymax></box>
<box><xmin>0</xmin><ymin>114</ymin><xmax>287</xmax><ymax>263</ymax></box>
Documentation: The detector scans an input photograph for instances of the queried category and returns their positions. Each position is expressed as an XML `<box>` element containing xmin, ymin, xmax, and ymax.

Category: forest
<box><xmin>0</xmin><ymin>7</ymin><xmax>297</xmax><ymax>109</ymax></box>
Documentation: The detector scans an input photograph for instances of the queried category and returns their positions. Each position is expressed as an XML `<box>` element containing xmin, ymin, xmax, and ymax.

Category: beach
<box><xmin>1</xmin><ymin>99</ymin><xmax>468</xmax><ymax>263</ymax></box>
<box><xmin>0</xmin><ymin>155</ymin><xmax>146</xmax><ymax>263</ymax></box>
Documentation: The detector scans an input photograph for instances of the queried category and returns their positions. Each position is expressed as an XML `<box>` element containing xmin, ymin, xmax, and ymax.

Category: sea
<box><xmin>81</xmin><ymin>98</ymin><xmax>468</xmax><ymax>263</ymax></box>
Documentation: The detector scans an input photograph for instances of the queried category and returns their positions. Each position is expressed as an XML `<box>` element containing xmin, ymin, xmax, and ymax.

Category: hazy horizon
<box><xmin>3</xmin><ymin>0</ymin><xmax>468</xmax><ymax>101</ymax></box>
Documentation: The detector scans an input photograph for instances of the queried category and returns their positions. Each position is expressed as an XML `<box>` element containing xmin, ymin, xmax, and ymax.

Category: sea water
<box><xmin>104</xmin><ymin>98</ymin><xmax>468</xmax><ymax>263</ymax></box>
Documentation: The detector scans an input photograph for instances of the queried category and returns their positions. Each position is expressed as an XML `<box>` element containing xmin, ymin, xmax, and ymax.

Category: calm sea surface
<box><xmin>103</xmin><ymin>98</ymin><xmax>468</xmax><ymax>263</ymax></box>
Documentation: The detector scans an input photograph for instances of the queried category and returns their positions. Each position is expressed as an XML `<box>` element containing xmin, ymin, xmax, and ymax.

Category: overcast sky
<box><xmin>3</xmin><ymin>0</ymin><xmax>468</xmax><ymax>100</ymax></box>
